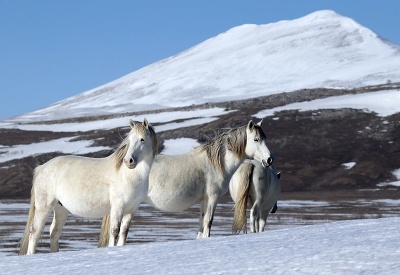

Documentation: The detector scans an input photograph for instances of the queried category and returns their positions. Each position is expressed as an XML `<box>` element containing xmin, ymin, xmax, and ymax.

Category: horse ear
<box><xmin>247</xmin><ymin>120</ymin><xmax>255</xmax><ymax>131</ymax></box>
<box><xmin>130</xmin><ymin>119</ymin><xmax>135</xmax><ymax>128</ymax></box>
<box><xmin>143</xmin><ymin>118</ymin><xmax>149</xmax><ymax>129</ymax></box>
<box><xmin>277</xmin><ymin>172</ymin><xmax>281</xmax><ymax>179</ymax></box>
<box><xmin>257</xmin><ymin>119</ymin><xmax>263</xmax><ymax>127</ymax></box>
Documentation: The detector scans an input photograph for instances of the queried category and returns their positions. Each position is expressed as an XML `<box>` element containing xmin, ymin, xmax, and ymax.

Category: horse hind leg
<box><xmin>50</xmin><ymin>203</ymin><xmax>69</xmax><ymax>253</ymax></box>
<box><xmin>98</xmin><ymin>216</ymin><xmax>110</xmax><ymax>247</ymax></box>
<box><xmin>249</xmin><ymin>204</ymin><xmax>261</xmax><ymax>233</ymax></box>
<box><xmin>19</xmin><ymin>186</ymin><xmax>36</xmax><ymax>255</ymax></box>
<box><xmin>27</xmin><ymin>206</ymin><xmax>51</xmax><ymax>255</ymax></box>
<box><xmin>259</xmin><ymin>210</ymin><xmax>269</xmax><ymax>232</ymax></box>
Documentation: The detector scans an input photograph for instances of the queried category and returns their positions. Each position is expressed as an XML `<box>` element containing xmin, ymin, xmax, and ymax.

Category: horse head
<box><xmin>245</xmin><ymin>120</ymin><xmax>273</xmax><ymax>168</ymax></box>
<box><xmin>123</xmin><ymin>118</ymin><xmax>157</xmax><ymax>169</ymax></box>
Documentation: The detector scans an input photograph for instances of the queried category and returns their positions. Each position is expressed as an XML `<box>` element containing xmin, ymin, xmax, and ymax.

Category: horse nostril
<box><xmin>267</xmin><ymin>157</ymin><xmax>273</xmax><ymax>165</ymax></box>
<box><xmin>129</xmin><ymin>158</ymin><xmax>134</xmax><ymax>164</ymax></box>
<box><xmin>261</xmin><ymin>159</ymin><xmax>267</xmax><ymax>167</ymax></box>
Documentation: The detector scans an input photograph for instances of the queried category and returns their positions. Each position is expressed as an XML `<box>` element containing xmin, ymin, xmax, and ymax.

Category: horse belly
<box><xmin>263</xmin><ymin>185</ymin><xmax>281</xmax><ymax>211</ymax></box>
<box><xmin>56</xmin><ymin>175</ymin><xmax>111</xmax><ymax>218</ymax></box>
<box><xmin>147</xmin><ymin>177</ymin><xmax>204</xmax><ymax>212</ymax></box>
<box><xmin>146</xmin><ymin>192</ymin><xmax>202</xmax><ymax>212</ymax></box>
<box><xmin>66</xmin><ymin>203</ymin><xmax>109</xmax><ymax>218</ymax></box>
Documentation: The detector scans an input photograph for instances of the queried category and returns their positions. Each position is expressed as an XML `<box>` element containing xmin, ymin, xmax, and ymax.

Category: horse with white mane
<box><xmin>230</xmin><ymin>159</ymin><xmax>281</xmax><ymax>234</ymax></box>
<box><xmin>98</xmin><ymin>119</ymin><xmax>273</xmax><ymax>246</ymax></box>
<box><xmin>19</xmin><ymin>119</ymin><xmax>158</xmax><ymax>255</ymax></box>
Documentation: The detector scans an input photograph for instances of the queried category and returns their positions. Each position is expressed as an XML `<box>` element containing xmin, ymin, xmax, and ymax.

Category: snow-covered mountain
<box><xmin>15</xmin><ymin>10</ymin><xmax>400</xmax><ymax>122</ymax></box>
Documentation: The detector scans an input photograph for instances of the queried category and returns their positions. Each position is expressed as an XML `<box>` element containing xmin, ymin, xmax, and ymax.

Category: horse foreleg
<box><xmin>50</xmin><ymin>204</ymin><xmax>69</xmax><ymax>253</ymax></box>
<box><xmin>200</xmin><ymin>195</ymin><xmax>218</xmax><ymax>238</ymax></box>
<box><xmin>108</xmin><ymin>207</ymin><xmax>123</xmax><ymax>247</ymax></box>
<box><xmin>116</xmin><ymin>213</ymin><xmax>132</xmax><ymax>246</ymax></box>
<box><xmin>197</xmin><ymin>199</ymin><xmax>206</xmax><ymax>239</ymax></box>
<box><xmin>27</xmin><ymin>207</ymin><xmax>50</xmax><ymax>255</ymax></box>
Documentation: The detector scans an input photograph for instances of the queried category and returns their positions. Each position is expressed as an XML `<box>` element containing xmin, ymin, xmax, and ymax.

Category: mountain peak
<box><xmin>305</xmin><ymin>9</ymin><xmax>341</xmax><ymax>19</ymax></box>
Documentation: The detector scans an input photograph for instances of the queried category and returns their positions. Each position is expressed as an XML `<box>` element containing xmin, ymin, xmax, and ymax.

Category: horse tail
<box><xmin>98</xmin><ymin>215</ymin><xmax>110</xmax><ymax>247</ymax></box>
<box><xmin>19</xmin><ymin>168</ymin><xmax>40</xmax><ymax>255</ymax></box>
<box><xmin>232</xmin><ymin>162</ymin><xmax>253</xmax><ymax>234</ymax></box>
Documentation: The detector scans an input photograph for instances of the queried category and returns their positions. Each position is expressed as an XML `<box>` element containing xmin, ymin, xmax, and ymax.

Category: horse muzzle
<box><xmin>261</xmin><ymin>157</ymin><xmax>273</xmax><ymax>168</ymax></box>
<box><xmin>124</xmin><ymin>157</ymin><xmax>137</xmax><ymax>169</ymax></box>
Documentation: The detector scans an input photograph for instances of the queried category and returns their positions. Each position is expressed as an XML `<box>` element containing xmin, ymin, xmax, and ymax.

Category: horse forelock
<box><xmin>253</xmin><ymin>124</ymin><xmax>267</xmax><ymax>141</ymax></box>
<box><xmin>113</xmin><ymin>122</ymin><xmax>158</xmax><ymax>171</ymax></box>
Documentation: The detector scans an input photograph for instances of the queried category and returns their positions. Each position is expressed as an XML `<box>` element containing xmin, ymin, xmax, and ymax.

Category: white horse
<box><xmin>230</xmin><ymin>159</ymin><xmax>281</xmax><ymax>234</ymax></box>
<box><xmin>19</xmin><ymin>119</ymin><xmax>158</xmax><ymax>255</ymax></box>
<box><xmin>98</xmin><ymin>120</ymin><xmax>273</xmax><ymax>246</ymax></box>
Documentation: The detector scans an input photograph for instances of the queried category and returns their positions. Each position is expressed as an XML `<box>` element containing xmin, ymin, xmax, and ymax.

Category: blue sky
<box><xmin>1</xmin><ymin>0</ymin><xmax>399</xmax><ymax>119</ymax></box>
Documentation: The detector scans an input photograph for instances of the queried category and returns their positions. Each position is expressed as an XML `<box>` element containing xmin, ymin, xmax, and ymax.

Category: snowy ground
<box><xmin>2</xmin><ymin>217</ymin><xmax>400</xmax><ymax>274</ymax></box>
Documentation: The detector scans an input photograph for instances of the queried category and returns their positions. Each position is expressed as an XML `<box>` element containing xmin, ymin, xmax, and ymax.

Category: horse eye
<box><xmin>254</xmin><ymin>138</ymin><xmax>259</xmax><ymax>143</ymax></box>
<box><xmin>140</xmin><ymin>138</ymin><xmax>145</xmax><ymax>142</ymax></box>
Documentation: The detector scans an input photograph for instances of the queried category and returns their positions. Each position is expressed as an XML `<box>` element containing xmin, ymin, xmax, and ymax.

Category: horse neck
<box><xmin>136</xmin><ymin>153</ymin><xmax>155</xmax><ymax>170</ymax></box>
<box><xmin>142</xmin><ymin>153</ymin><xmax>155</xmax><ymax>168</ymax></box>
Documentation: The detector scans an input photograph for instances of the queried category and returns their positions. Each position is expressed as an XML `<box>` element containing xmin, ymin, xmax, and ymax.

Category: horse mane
<box><xmin>148</xmin><ymin>125</ymin><xmax>158</xmax><ymax>157</ymax></box>
<box><xmin>196</xmin><ymin>122</ymin><xmax>266</xmax><ymax>173</ymax></box>
<box><xmin>195</xmin><ymin>126</ymin><xmax>247</xmax><ymax>173</ymax></box>
<box><xmin>112</xmin><ymin>122</ymin><xmax>158</xmax><ymax>171</ymax></box>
